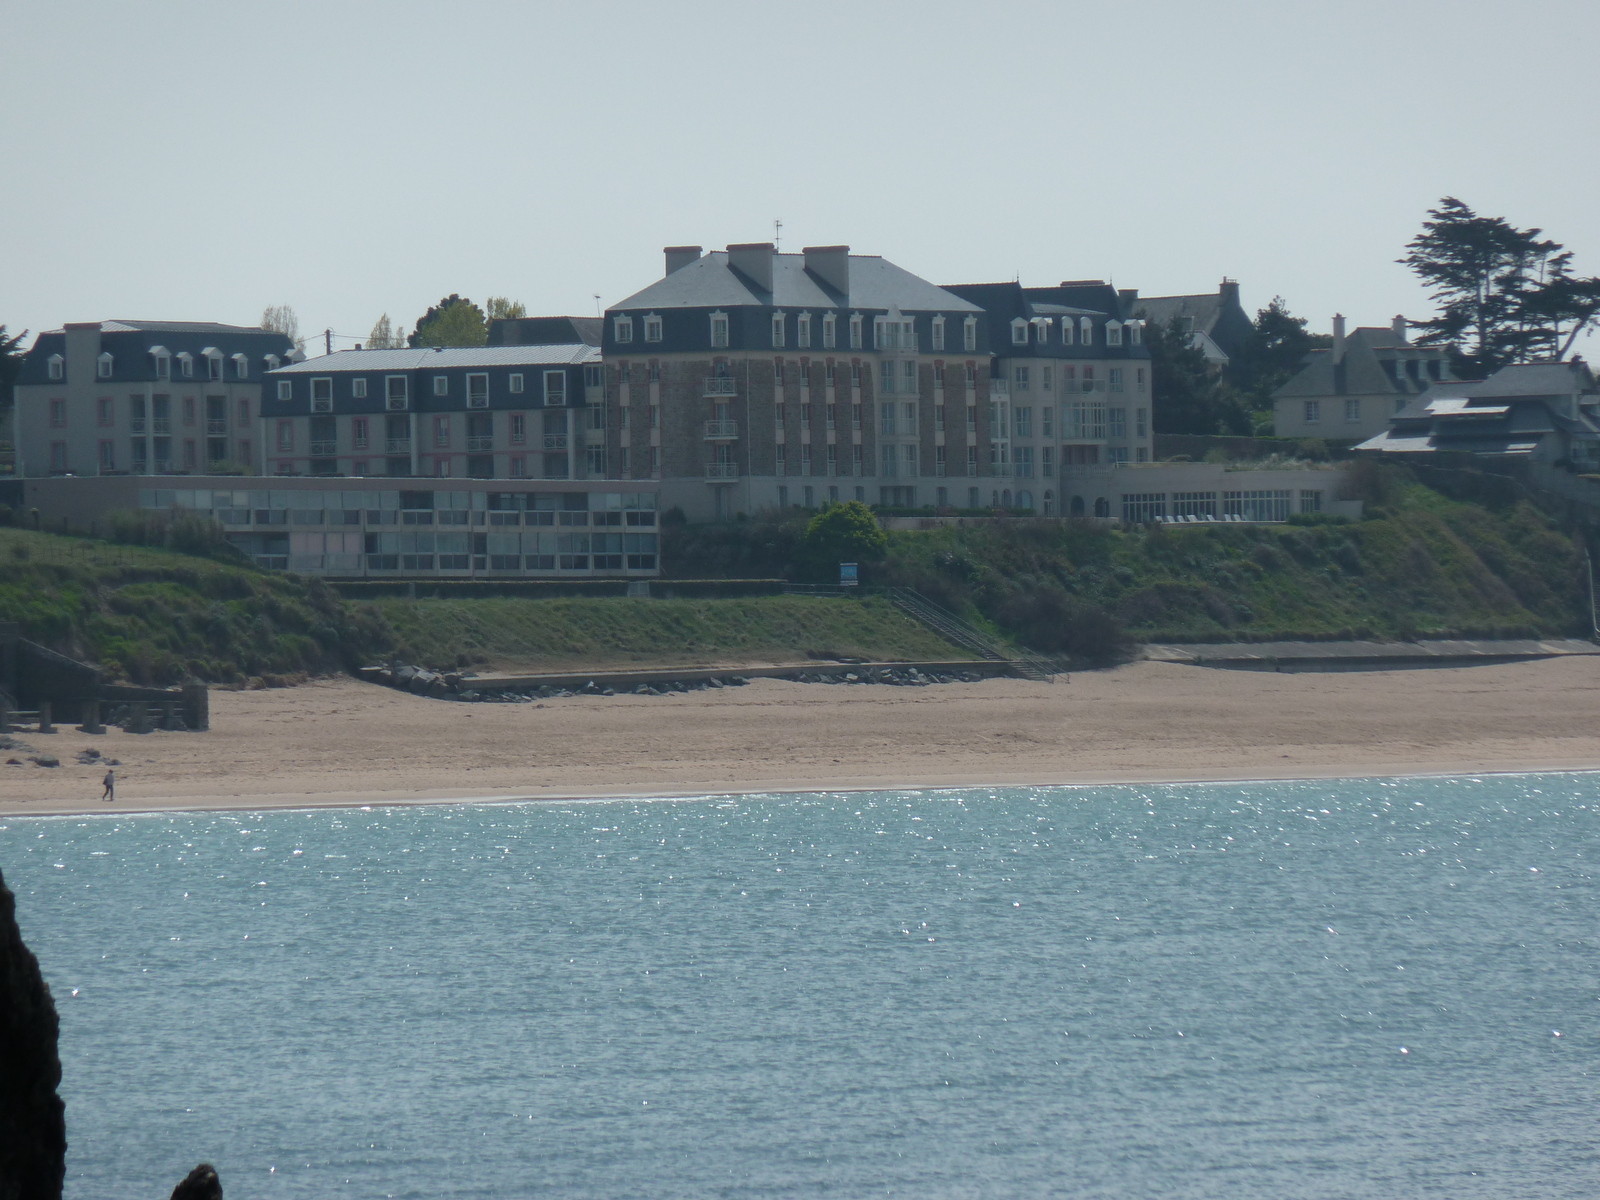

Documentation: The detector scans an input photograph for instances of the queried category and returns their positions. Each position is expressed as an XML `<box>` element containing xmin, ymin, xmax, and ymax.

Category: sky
<box><xmin>5</xmin><ymin>0</ymin><xmax>1599</xmax><ymax>355</ymax></box>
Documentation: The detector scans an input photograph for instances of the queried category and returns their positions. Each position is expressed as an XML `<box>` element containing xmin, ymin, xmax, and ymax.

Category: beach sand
<box><xmin>5</xmin><ymin>656</ymin><xmax>1600</xmax><ymax>816</ymax></box>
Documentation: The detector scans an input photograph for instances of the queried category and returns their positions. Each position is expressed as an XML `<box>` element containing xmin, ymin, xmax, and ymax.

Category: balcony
<box><xmin>705</xmin><ymin>462</ymin><xmax>739</xmax><ymax>479</ymax></box>
<box><xmin>703</xmin><ymin>419</ymin><xmax>738</xmax><ymax>440</ymax></box>
<box><xmin>310</xmin><ymin>440</ymin><xmax>338</xmax><ymax>456</ymax></box>
<box><xmin>385</xmin><ymin>438</ymin><xmax>412</xmax><ymax>454</ymax></box>
<box><xmin>206</xmin><ymin>420</ymin><xmax>227</xmax><ymax>434</ymax></box>
<box><xmin>704</xmin><ymin>377</ymin><xmax>737</xmax><ymax>396</ymax></box>
<box><xmin>1069</xmin><ymin>379</ymin><xmax>1108</xmax><ymax>394</ymax></box>
<box><xmin>152</xmin><ymin>418</ymin><xmax>172</xmax><ymax>434</ymax></box>
<box><xmin>130</xmin><ymin>419</ymin><xmax>147</xmax><ymax>435</ymax></box>
<box><xmin>542</xmin><ymin>435</ymin><xmax>568</xmax><ymax>451</ymax></box>
<box><xmin>466</xmin><ymin>436</ymin><xmax>494</xmax><ymax>452</ymax></box>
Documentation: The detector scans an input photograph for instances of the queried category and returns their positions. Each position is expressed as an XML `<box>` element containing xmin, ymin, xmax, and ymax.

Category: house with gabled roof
<box><xmin>1272</xmin><ymin>316</ymin><xmax>1455</xmax><ymax>442</ymax></box>
<box><xmin>1135</xmin><ymin>279</ymin><xmax>1254</xmax><ymax>367</ymax></box>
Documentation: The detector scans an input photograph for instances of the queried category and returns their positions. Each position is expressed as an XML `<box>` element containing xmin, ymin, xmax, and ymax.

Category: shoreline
<box><xmin>5</xmin><ymin>758</ymin><xmax>1600</xmax><ymax>819</ymax></box>
<box><xmin>7</xmin><ymin>658</ymin><xmax>1600</xmax><ymax>818</ymax></box>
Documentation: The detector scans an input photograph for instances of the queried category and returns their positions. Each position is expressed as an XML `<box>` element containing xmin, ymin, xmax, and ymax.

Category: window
<box><xmin>966</xmin><ymin>405</ymin><xmax>977</xmax><ymax>434</ymax></box>
<box><xmin>352</xmin><ymin>378</ymin><xmax>368</xmax><ymax>398</ymax></box>
<box><xmin>583</xmin><ymin>364</ymin><xmax>603</xmax><ymax>389</ymax></box>
<box><xmin>433</xmin><ymin>376</ymin><xmax>448</xmax><ymax>397</ymax></box>
<box><xmin>880</xmin><ymin>445</ymin><xmax>896</xmax><ymax>477</ymax></box>
<box><xmin>1344</xmin><ymin>398</ymin><xmax>1361</xmax><ymax>422</ymax></box>
<box><xmin>904</xmin><ymin>444</ymin><xmax>918</xmax><ymax>475</ymax></box>
<box><xmin>99</xmin><ymin>440</ymin><xmax>115</xmax><ymax>469</ymax></box>
<box><xmin>771</xmin><ymin>313</ymin><xmax>786</xmax><ymax>348</ymax></box>
<box><xmin>963</xmin><ymin>317</ymin><xmax>978</xmax><ymax>352</ymax></box>
<box><xmin>587</xmin><ymin>447</ymin><xmax>606</xmax><ymax>475</ymax></box>
<box><xmin>386</xmin><ymin>376</ymin><xmax>408</xmax><ymax>409</ymax></box>
<box><xmin>97</xmin><ymin>397</ymin><xmax>113</xmax><ymax>426</ymax></box>
<box><xmin>1041</xmin><ymin>365</ymin><xmax>1053</xmax><ymax>392</ymax></box>
<box><xmin>644</xmin><ymin>315</ymin><xmax>662</xmax><ymax>343</ymax></box>
<box><xmin>1061</xmin><ymin>320</ymin><xmax>1074</xmax><ymax>347</ymax></box>
<box><xmin>1109</xmin><ymin>368</ymin><xmax>1124</xmax><ymax>393</ymax></box>
<box><xmin>263</xmin><ymin>354</ymin><xmax>279</xmax><ymax>372</ymax></box>
<box><xmin>935</xmin><ymin>445</ymin><xmax>946</xmax><ymax>476</ymax></box>
<box><xmin>49</xmin><ymin>441</ymin><xmax>66</xmax><ymax>471</ymax></box>
<box><xmin>1042</xmin><ymin>406</ymin><xmax>1053</xmax><ymax>437</ymax></box>
<box><xmin>880</xmin><ymin>360</ymin><xmax>895</xmax><ymax>395</ymax></box>
<box><xmin>776</xmin><ymin>444</ymin><xmax>787</xmax><ymax>475</ymax></box>
<box><xmin>239</xmin><ymin>398</ymin><xmax>251</xmax><ymax>422</ymax></box>
<box><xmin>1303</xmin><ymin>400</ymin><xmax>1321</xmax><ymax>424</ymax></box>
<box><xmin>179</xmin><ymin>353</ymin><xmax>194</xmax><ymax>378</ymax></box>
<box><xmin>544</xmin><ymin>371</ymin><xmax>567</xmax><ymax>405</ymax></box>
<box><xmin>434</xmin><ymin>415</ymin><xmax>451</xmax><ymax>448</ymax></box>
<box><xmin>903</xmin><ymin>360</ymin><xmax>916</xmax><ymax>393</ymax></box>
<box><xmin>1172</xmin><ymin>491</ymin><xmax>1216</xmax><ymax>518</ymax></box>
<box><xmin>1014</xmin><ymin>366</ymin><xmax>1030</xmax><ymax>391</ymax></box>
<box><xmin>1015</xmin><ymin>447</ymin><xmax>1033</xmax><ymax>477</ymax></box>
<box><xmin>1011</xmin><ymin>319</ymin><xmax>1029</xmax><ymax>345</ymax></box>
<box><xmin>849</xmin><ymin>313</ymin><xmax>863</xmax><ymax>349</ymax></box>
<box><xmin>851</xmin><ymin>361</ymin><xmax>861</xmax><ymax>388</ymax></box>
<box><xmin>823</xmin><ymin>313</ymin><xmax>837</xmax><ymax>348</ymax></box>
<box><xmin>467</xmin><ymin>373</ymin><xmax>489</xmax><ymax>408</ymax></box>
<box><xmin>276</xmin><ymin>420</ymin><xmax>293</xmax><ymax>452</ymax></box>
<box><xmin>1106</xmin><ymin>447</ymin><xmax>1130</xmax><ymax>465</ymax></box>
<box><xmin>1137</xmin><ymin>368</ymin><xmax>1146</xmax><ymax>392</ymax></box>
<box><xmin>154</xmin><ymin>351</ymin><xmax>170</xmax><ymax>379</ymax></box>
<box><xmin>1136</xmin><ymin>407</ymin><xmax>1148</xmax><ymax>438</ymax></box>
<box><xmin>510</xmin><ymin>414</ymin><xmax>526</xmax><ymax>444</ymax></box>
<box><xmin>182</xmin><ymin>396</ymin><xmax>196</xmax><ymax>425</ymax></box>
<box><xmin>1122</xmin><ymin>492</ymin><xmax>1166</xmax><ymax>522</ymax></box>
<box><xmin>207</xmin><ymin>354</ymin><xmax>222</xmax><ymax>380</ymax></box>
<box><xmin>710</xmin><ymin>312</ymin><xmax>729</xmax><ymax>348</ymax></box>
<box><xmin>234</xmin><ymin>353</ymin><xmax>249</xmax><ymax>378</ymax></box>
<box><xmin>1108</xmin><ymin>407</ymin><xmax>1126</xmax><ymax>439</ymax></box>
<box><xmin>801</xmin><ymin>444</ymin><xmax>813</xmax><ymax>474</ymax></box>
<box><xmin>1034</xmin><ymin>318</ymin><xmax>1052</xmax><ymax>342</ymax></box>
<box><xmin>353</xmin><ymin>418</ymin><xmax>369</xmax><ymax>449</ymax></box>
<box><xmin>1129</xmin><ymin>321</ymin><xmax>1143</xmax><ymax>346</ymax></box>
<box><xmin>966</xmin><ymin>446</ymin><xmax>978</xmax><ymax>476</ymax></box>
<box><xmin>47</xmin><ymin>354</ymin><xmax>64</xmax><ymax>380</ymax></box>
<box><xmin>934</xmin><ymin>403</ymin><xmax>945</xmax><ymax>432</ymax></box>
<box><xmin>1080</xmin><ymin>317</ymin><xmax>1093</xmax><ymax>345</ymax></box>
<box><xmin>1300</xmin><ymin>489</ymin><xmax>1324</xmax><ymax>514</ymax></box>
<box><xmin>773</xmin><ymin>357</ymin><xmax>784</xmax><ymax>385</ymax></box>
<box><xmin>183</xmin><ymin>439</ymin><xmax>197</xmax><ymax>468</ymax></box>
<box><xmin>97</xmin><ymin>353</ymin><xmax>113</xmax><ymax>379</ymax></box>
<box><xmin>1106</xmin><ymin>321</ymin><xmax>1123</xmax><ymax>347</ymax></box>
<box><xmin>1014</xmin><ymin>406</ymin><xmax>1032</xmax><ymax>436</ymax></box>
<box><xmin>1042</xmin><ymin>446</ymin><xmax>1054</xmax><ymax>477</ymax></box>
<box><xmin>1224</xmin><ymin>489</ymin><xmax>1293</xmax><ymax>521</ymax></box>
<box><xmin>49</xmin><ymin>399</ymin><xmax>66</xmax><ymax>427</ymax></box>
<box><xmin>648</xmin><ymin>361</ymin><xmax>660</xmax><ymax>384</ymax></box>
<box><xmin>311</xmin><ymin>378</ymin><xmax>333</xmax><ymax>411</ymax></box>
<box><xmin>826</xmin><ymin>444</ymin><xmax>837</xmax><ymax>475</ymax></box>
<box><xmin>1136</xmin><ymin>447</ymin><xmax>1149</xmax><ymax>462</ymax></box>
<box><xmin>853</xmin><ymin>445</ymin><xmax>864</xmax><ymax>475</ymax></box>
<box><xmin>965</xmin><ymin>362</ymin><xmax>977</xmax><ymax>388</ymax></box>
<box><xmin>614</xmin><ymin>316</ymin><xmax>634</xmax><ymax>343</ymax></box>
<box><xmin>932</xmin><ymin>315</ymin><xmax>946</xmax><ymax>351</ymax></box>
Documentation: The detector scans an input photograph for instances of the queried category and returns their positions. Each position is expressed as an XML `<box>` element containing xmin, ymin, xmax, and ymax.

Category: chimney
<box><xmin>664</xmin><ymin>246</ymin><xmax>702</xmax><ymax>276</ymax></box>
<box><xmin>1332</xmin><ymin>314</ymin><xmax>1346</xmax><ymax>365</ymax></box>
<box><xmin>1219</xmin><ymin>278</ymin><xmax>1240</xmax><ymax>306</ymax></box>
<box><xmin>1392</xmin><ymin>314</ymin><xmax>1408</xmax><ymax>343</ymax></box>
<box><xmin>803</xmin><ymin>245</ymin><xmax>851</xmax><ymax>297</ymax></box>
<box><xmin>1117</xmin><ymin>288</ymin><xmax>1139</xmax><ymax>312</ymax></box>
<box><xmin>727</xmin><ymin>242</ymin><xmax>776</xmax><ymax>294</ymax></box>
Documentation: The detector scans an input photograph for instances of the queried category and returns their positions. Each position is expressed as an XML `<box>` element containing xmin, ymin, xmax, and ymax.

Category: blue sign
<box><xmin>839</xmin><ymin>562</ymin><xmax>858</xmax><ymax>587</ymax></box>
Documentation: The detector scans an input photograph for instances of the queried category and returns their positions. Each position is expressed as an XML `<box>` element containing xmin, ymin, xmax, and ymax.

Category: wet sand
<box><xmin>5</xmin><ymin>657</ymin><xmax>1600</xmax><ymax>816</ymax></box>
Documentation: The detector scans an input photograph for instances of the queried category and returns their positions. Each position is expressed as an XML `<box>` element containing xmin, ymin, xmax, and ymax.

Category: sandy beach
<box><xmin>4</xmin><ymin>657</ymin><xmax>1600</xmax><ymax>816</ymax></box>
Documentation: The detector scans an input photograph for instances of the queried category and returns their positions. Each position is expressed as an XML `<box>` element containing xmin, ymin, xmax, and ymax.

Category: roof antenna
<box><xmin>774</xmin><ymin>218</ymin><xmax>783</xmax><ymax>251</ymax></box>
<box><xmin>593</xmin><ymin>294</ymin><xmax>601</xmax><ymax>318</ymax></box>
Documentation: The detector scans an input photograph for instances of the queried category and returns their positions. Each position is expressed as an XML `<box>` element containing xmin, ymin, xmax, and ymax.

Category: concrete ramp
<box><xmin>1144</xmin><ymin>638</ymin><xmax>1600</xmax><ymax>671</ymax></box>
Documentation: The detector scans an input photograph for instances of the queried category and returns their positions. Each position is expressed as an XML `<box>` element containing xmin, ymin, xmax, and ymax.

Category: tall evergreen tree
<box><xmin>407</xmin><ymin>295</ymin><xmax>487</xmax><ymax>347</ymax></box>
<box><xmin>0</xmin><ymin>325</ymin><xmax>26</xmax><ymax>435</ymax></box>
<box><xmin>1146</xmin><ymin>316</ymin><xmax>1250</xmax><ymax>436</ymax></box>
<box><xmin>1230</xmin><ymin>297</ymin><xmax>1330</xmax><ymax>410</ymax></box>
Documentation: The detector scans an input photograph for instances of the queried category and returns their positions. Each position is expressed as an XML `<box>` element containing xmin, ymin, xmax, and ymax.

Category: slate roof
<box><xmin>612</xmin><ymin>251</ymin><xmax>982</xmax><ymax>313</ymax></box>
<box><xmin>486</xmin><ymin>315</ymin><xmax>602</xmax><ymax>347</ymax></box>
<box><xmin>58</xmin><ymin>320</ymin><xmax>276</xmax><ymax>336</ymax></box>
<box><xmin>270</xmin><ymin>345</ymin><xmax>600</xmax><ymax>374</ymax></box>
<box><xmin>1273</xmin><ymin>327</ymin><xmax>1452</xmax><ymax>400</ymax></box>
<box><xmin>1134</xmin><ymin>293</ymin><xmax>1226</xmax><ymax>334</ymax></box>
<box><xmin>1357</xmin><ymin>360</ymin><xmax>1599</xmax><ymax>456</ymax></box>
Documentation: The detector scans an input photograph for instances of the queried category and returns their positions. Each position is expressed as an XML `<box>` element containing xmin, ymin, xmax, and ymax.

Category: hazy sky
<box><xmin>5</xmin><ymin>0</ymin><xmax>1598</xmax><ymax>354</ymax></box>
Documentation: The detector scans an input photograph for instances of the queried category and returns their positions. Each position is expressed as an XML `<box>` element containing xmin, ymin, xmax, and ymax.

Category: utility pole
<box><xmin>325</xmin><ymin>328</ymin><xmax>332</xmax><ymax>356</ymax></box>
<box><xmin>773</xmin><ymin>218</ymin><xmax>782</xmax><ymax>250</ymax></box>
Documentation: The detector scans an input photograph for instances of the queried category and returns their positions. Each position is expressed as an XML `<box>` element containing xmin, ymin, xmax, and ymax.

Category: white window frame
<box><xmin>1106</xmin><ymin>321</ymin><xmax>1123</xmax><ymax>347</ymax></box>
<box><xmin>822</xmin><ymin>312</ymin><xmax>837</xmax><ymax>349</ymax></box>
<box><xmin>233</xmin><ymin>352</ymin><xmax>250</xmax><ymax>378</ymax></box>
<box><xmin>47</xmin><ymin>353</ymin><xmax>64</xmax><ymax>380</ymax></box>
<box><xmin>467</xmin><ymin>372</ymin><xmax>489</xmax><ymax>408</ymax></box>
<box><xmin>204</xmin><ymin>348</ymin><xmax>223</xmax><ymax>379</ymax></box>
<box><xmin>1080</xmin><ymin>317</ymin><xmax>1093</xmax><ymax>345</ymax></box>
<box><xmin>931</xmin><ymin>315</ymin><xmax>946</xmax><ymax>350</ymax></box>
<box><xmin>1128</xmin><ymin>320</ymin><xmax>1143</xmax><ymax>346</ymax></box>
<box><xmin>263</xmin><ymin>354</ymin><xmax>279</xmax><ymax>372</ymax></box>
<box><xmin>177</xmin><ymin>352</ymin><xmax>194</xmax><ymax>378</ymax></box>
<box><xmin>433</xmin><ymin>375</ymin><xmax>449</xmax><ymax>397</ymax></box>
<box><xmin>1011</xmin><ymin>319</ymin><xmax>1029</xmax><ymax>345</ymax></box>
<box><xmin>1344</xmin><ymin>397</ymin><xmax>1361</xmax><ymax>422</ymax></box>
<box><xmin>709</xmin><ymin>311</ymin><xmax>729</xmax><ymax>348</ymax></box>
<box><xmin>352</xmin><ymin>378</ymin><xmax>368</xmax><ymax>398</ymax></box>
<box><xmin>95</xmin><ymin>352</ymin><xmax>112</xmax><ymax>379</ymax></box>
<box><xmin>963</xmin><ymin>317</ymin><xmax>977</xmax><ymax>352</ymax></box>
<box><xmin>386</xmin><ymin>375</ymin><xmax>409</xmax><ymax>410</ymax></box>
<box><xmin>152</xmin><ymin>348</ymin><xmax>171</xmax><ymax>378</ymax></box>
<box><xmin>277</xmin><ymin>380</ymin><xmax>293</xmax><ymax>401</ymax></box>
<box><xmin>771</xmin><ymin>311</ymin><xmax>786</xmax><ymax>348</ymax></box>
<box><xmin>1061</xmin><ymin>320</ymin><xmax>1075</xmax><ymax>347</ymax></box>
<box><xmin>1034</xmin><ymin>317</ymin><xmax>1052</xmax><ymax>342</ymax></box>
<box><xmin>797</xmin><ymin>312</ymin><xmax>811</xmax><ymax>348</ymax></box>
<box><xmin>643</xmin><ymin>315</ymin><xmax>662</xmax><ymax>343</ymax></box>
<box><xmin>509</xmin><ymin>373</ymin><xmax>524</xmax><ymax>394</ymax></box>
<box><xmin>311</xmin><ymin>377</ymin><xmax>333</xmax><ymax>412</ymax></box>
<box><xmin>544</xmin><ymin>370</ymin><xmax>568</xmax><ymax>405</ymax></box>
<box><xmin>1304</xmin><ymin>399</ymin><xmax>1321</xmax><ymax>424</ymax></box>
<box><xmin>849</xmin><ymin>313</ymin><xmax>863</xmax><ymax>349</ymax></box>
<box><xmin>614</xmin><ymin>315</ymin><xmax>635</xmax><ymax>344</ymax></box>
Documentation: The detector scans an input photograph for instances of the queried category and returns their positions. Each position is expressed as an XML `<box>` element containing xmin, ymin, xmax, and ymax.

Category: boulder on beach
<box><xmin>0</xmin><ymin>865</ymin><xmax>67</xmax><ymax>1200</ymax></box>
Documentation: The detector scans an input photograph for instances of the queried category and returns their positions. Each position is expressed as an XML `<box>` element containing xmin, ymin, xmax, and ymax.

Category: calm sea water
<box><xmin>3</xmin><ymin>776</ymin><xmax>1597</xmax><ymax>1199</ymax></box>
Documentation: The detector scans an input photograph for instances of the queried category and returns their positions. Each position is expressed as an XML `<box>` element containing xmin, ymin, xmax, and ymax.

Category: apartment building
<box><xmin>1273</xmin><ymin>316</ymin><xmax>1455</xmax><ymax>441</ymax></box>
<box><xmin>260</xmin><ymin>343</ymin><xmax>603</xmax><ymax>480</ymax></box>
<box><xmin>942</xmin><ymin>280</ymin><xmax>1153</xmax><ymax>513</ymax></box>
<box><xmin>13</xmin><ymin>321</ymin><xmax>296</xmax><ymax>477</ymax></box>
<box><xmin>600</xmin><ymin>243</ymin><xmax>997</xmax><ymax>521</ymax></box>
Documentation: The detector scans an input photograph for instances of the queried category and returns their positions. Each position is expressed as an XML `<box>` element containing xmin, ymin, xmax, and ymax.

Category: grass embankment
<box><xmin>0</xmin><ymin>526</ymin><xmax>391</xmax><ymax>685</ymax></box>
<box><xmin>372</xmin><ymin>594</ymin><xmax>968</xmax><ymax>673</ymax></box>
<box><xmin>666</xmin><ymin>476</ymin><xmax>1591</xmax><ymax>654</ymax></box>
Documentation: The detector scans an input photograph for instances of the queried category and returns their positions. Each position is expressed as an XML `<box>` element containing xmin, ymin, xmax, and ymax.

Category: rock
<box><xmin>77</xmin><ymin>748</ymin><xmax>101</xmax><ymax>762</ymax></box>
<box><xmin>458</xmin><ymin>691</ymin><xmax>480</xmax><ymax>702</ymax></box>
<box><xmin>443</xmin><ymin>673</ymin><xmax>463</xmax><ymax>689</ymax></box>
<box><xmin>706</xmin><ymin>678</ymin><xmax>724</xmax><ymax>689</ymax></box>
<box><xmin>170</xmin><ymin>1162</ymin><xmax>223</xmax><ymax>1200</ymax></box>
<box><xmin>393</xmin><ymin>665</ymin><xmax>417</xmax><ymax>688</ymax></box>
<box><xmin>408</xmin><ymin>670</ymin><xmax>438</xmax><ymax>695</ymax></box>
<box><xmin>0</xmin><ymin>865</ymin><xmax>67</xmax><ymax>1198</ymax></box>
<box><xmin>633</xmin><ymin>685</ymin><xmax>650</xmax><ymax>695</ymax></box>
<box><xmin>844</xmin><ymin>673</ymin><xmax>859</xmax><ymax>683</ymax></box>
<box><xmin>728</xmin><ymin>676</ymin><xmax>749</xmax><ymax>686</ymax></box>
<box><xmin>4</xmin><ymin>759</ymin><xmax>20</xmax><ymax>766</ymax></box>
<box><xmin>426</xmin><ymin>678</ymin><xmax>452</xmax><ymax>699</ymax></box>
<box><xmin>28</xmin><ymin>756</ymin><xmax>59</xmax><ymax>768</ymax></box>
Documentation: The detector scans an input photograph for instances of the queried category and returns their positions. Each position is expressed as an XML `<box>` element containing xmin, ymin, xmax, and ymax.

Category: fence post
<box><xmin>37</xmin><ymin>701</ymin><xmax>53</xmax><ymax>734</ymax></box>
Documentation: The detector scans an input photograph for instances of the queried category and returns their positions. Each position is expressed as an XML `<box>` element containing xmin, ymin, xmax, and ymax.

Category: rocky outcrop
<box><xmin>170</xmin><ymin>1163</ymin><xmax>222</xmax><ymax>1200</ymax></box>
<box><xmin>0</xmin><ymin>866</ymin><xmax>66</xmax><ymax>1200</ymax></box>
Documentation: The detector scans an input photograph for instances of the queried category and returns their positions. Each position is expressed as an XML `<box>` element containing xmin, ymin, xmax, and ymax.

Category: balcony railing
<box><xmin>130</xmin><ymin>419</ymin><xmax>147</xmax><ymax>435</ymax></box>
<box><xmin>385</xmin><ymin>438</ymin><xmax>412</xmax><ymax>454</ymax></box>
<box><xmin>310</xmin><ymin>441</ymin><xmax>338</xmax><ymax>456</ymax></box>
<box><xmin>466</xmin><ymin>436</ymin><xmax>494</xmax><ymax>452</ymax></box>
<box><xmin>1068</xmin><ymin>379</ymin><xmax>1108</xmax><ymax>394</ymax></box>
<box><xmin>152</xmin><ymin>418</ymin><xmax>171</xmax><ymax>434</ymax></box>
<box><xmin>542</xmin><ymin>435</ymin><xmax>568</xmax><ymax>451</ymax></box>
<box><xmin>705</xmin><ymin>462</ymin><xmax>739</xmax><ymax>479</ymax></box>
<box><xmin>206</xmin><ymin>420</ymin><xmax>227</xmax><ymax>434</ymax></box>
<box><xmin>704</xmin><ymin>377</ymin><xmax>737</xmax><ymax>396</ymax></box>
<box><xmin>703</xmin><ymin>420</ymin><xmax>738</xmax><ymax>439</ymax></box>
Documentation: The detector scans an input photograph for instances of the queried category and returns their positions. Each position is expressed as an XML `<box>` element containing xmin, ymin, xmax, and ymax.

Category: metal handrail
<box><xmin>705</xmin><ymin>377</ymin><xmax>737</xmax><ymax>395</ymax></box>
<box><xmin>704</xmin><ymin>420</ymin><xmax>738</xmax><ymax>439</ymax></box>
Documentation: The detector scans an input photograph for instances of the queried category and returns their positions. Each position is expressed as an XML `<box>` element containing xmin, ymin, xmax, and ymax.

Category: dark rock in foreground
<box><xmin>170</xmin><ymin>1163</ymin><xmax>222</xmax><ymax>1200</ymax></box>
<box><xmin>0</xmin><ymin>866</ymin><xmax>66</xmax><ymax>1200</ymax></box>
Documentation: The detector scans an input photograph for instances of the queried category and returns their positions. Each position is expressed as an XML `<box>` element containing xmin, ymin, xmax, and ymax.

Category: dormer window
<box><xmin>931</xmin><ymin>315</ymin><xmax>946</xmax><ymax>351</ymax></box>
<box><xmin>1034</xmin><ymin>318</ymin><xmax>1052</xmax><ymax>342</ymax></box>
<box><xmin>963</xmin><ymin>316</ymin><xmax>977</xmax><ymax>352</ymax></box>
<box><xmin>233</xmin><ymin>352</ymin><xmax>250</xmax><ymax>378</ymax></box>
<box><xmin>1079</xmin><ymin>317</ymin><xmax>1093</xmax><ymax>345</ymax></box>
<box><xmin>1128</xmin><ymin>321</ymin><xmax>1143</xmax><ymax>346</ymax></box>
<box><xmin>311</xmin><ymin>378</ymin><xmax>333</xmax><ymax>412</ymax></box>
<box><xmin>202</xmin><ymin>347</ymin><xmax>223</xmax><ymax>379</ymax></box>
<box><xmin>614</xmin><ymin>315</ymin><xmax>634</xmax><ymax>344</ymax></box>
<box><xmin>822</xmin><ymin>312</ymin><xmax>837</xmax><ymax>349</ymax></box>
<box><xmin>709</xmin><ymin>311</ymin><xmax>729</xmax><ymax>349</ymax></box>
<box><xmin>47</xmin><ymin>353</ymin><xmax>64</xmax><ymax>380</ymax></box>
<box><xmin>1010</xmin><ymin>319</ymin><xmax>1029</xmax><ymax>346</ymax></box>
<box><xmin>1062</xmin><ymin>320</ymin><xmax>1075</xmax><ymax>346</ymax></box>
<box><xmin>771</xmin><ymin>311</ymin><xmax>786</xmax><ymax>348</ymax></box>
<box><xmin>849</xmin><ymin>313</ymin><xmax>863</xmax><ymax>350</ymax></box>
<box><xmin>643</xmin><ymin>314</ymin><xmax>662</xmax><ymax>343</ymax></box>
<box><xmin>177</xmin><ymin>352</ymin><xmax>194</xmax><ymax>378</ymax></box>
<box><xmin>151</xmin><ymin>347</ymin><xmax>171</xmax><ymax>379</ymax></box>
<box><xmin>97</xmin><ymin>352</ymin><xmax>113</xmax><ymax>379</ymax></box>
<box><xmin>263</xmin><ymin>354</ymin><xmax>280</xmax><ymax>372</ymax></box>
<box><xmin>797</xmin><ymin>312</ymin><xmax>811</xmax><ymax>348</ymax></box>
<box><xmin>1106</xmin><ymin>321</ymin><xmax>1123</xmax><ymax>347</ymax></box>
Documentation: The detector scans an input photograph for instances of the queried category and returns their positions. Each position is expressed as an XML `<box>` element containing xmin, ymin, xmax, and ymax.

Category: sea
<box><xmin>2</xmin><ymin>774</ymin><xmax>1596</xmax><ymax>1199</ymax></box>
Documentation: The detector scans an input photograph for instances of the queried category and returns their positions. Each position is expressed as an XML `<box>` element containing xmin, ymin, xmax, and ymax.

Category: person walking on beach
<box><xmin>101</xmin><ymin>768</ymin><xmax>114</xmax><ymax>802</ymax></box>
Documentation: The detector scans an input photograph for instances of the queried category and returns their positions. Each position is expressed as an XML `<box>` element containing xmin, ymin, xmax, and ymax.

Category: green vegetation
<box><xmin>372</xmin><ymin>594</ymin><xmax>968</xmax><ymax>673</ymax></box>
<box><xmin>0</xmin><ymin>526</ymin><xmax>391</xmax><ymax>685</ymax></box>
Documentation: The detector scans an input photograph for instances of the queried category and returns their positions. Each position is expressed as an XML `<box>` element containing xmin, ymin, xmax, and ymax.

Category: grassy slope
<box><xmin>0</xmin><ymin>526</ymin><xmax>392</xmax><ymax>685</ymax></box>
<box><xmin>372</xmin><ymin>594</ymin><xmax>970</xmax><ymax>672</ymax></box>
<box><xmin>885</xmin><ymin>484</ymin><xmax>1587</xmax><ymax>644</ymax></box>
